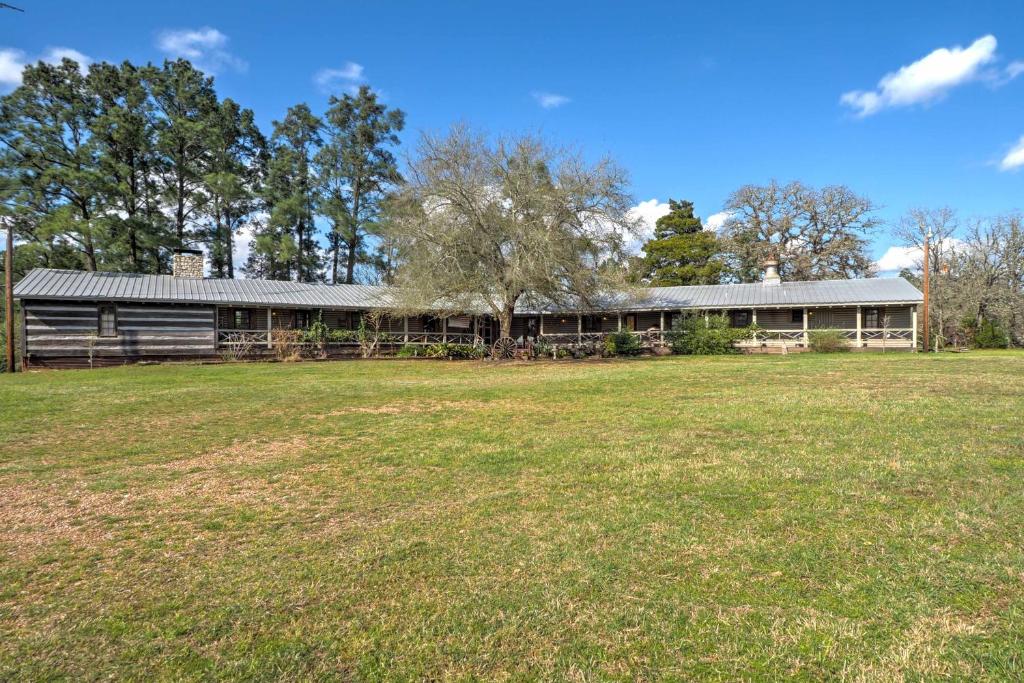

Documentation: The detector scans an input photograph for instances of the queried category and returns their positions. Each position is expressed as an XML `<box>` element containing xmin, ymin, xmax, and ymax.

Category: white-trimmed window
<box><xmin>98</xmin><ymin>304</ymin><xmax>117</xmax><ymax>337</ymax></box>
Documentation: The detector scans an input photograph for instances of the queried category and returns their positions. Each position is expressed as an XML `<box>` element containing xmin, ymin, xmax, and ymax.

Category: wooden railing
<box><xmin>217</xmin><ymin>329</ymin><xmax>484</xmax><ymax>348</ymax></box>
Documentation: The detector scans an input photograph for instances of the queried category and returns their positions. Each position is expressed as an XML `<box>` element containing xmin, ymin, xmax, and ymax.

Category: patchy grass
<box><xmin>1</xmin><ymin>352</ymin><xmax>1023</xmax><ymax>680</ymax></box>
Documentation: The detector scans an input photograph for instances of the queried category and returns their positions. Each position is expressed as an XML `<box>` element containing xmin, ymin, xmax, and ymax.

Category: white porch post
<box><xmin>751</xmin><ymin>308</ymin><xmax>757</xmax><ymax>342</ymax></box>
<box><xmin>911</xmin><ymin>306</ymin><xmax>918</xmax><ymax>351</ymax></box>
<box><xmin>577</xmin><ymin>314</ymin><xmax>582</xmax><ymax>344</ymax></box>
<box><xmin>403</xmin><ymin>316</ymin><xmax>409</xmax><ymax>343</ymax></box>
<box><xmin>539</xmin><ymin>313</ymin><xmax>544</xmax><ymax>336</ymax></box>
<box><xmin>442</xmin><ymin>316</ymin><xmax>448</xmax><ymax>343</ymax></box>
<box><xmin>617</xmin><ymin>313</ymin><xmax>622</xmax><ymax>331</ymax></box>
<box><xmin>659</xmin><ymin>311</ymin><xmax>665</xmax><ymax>331</ymax></box>
<box><xmin>266</xmin><ymin>307</ymin><xmax>273</xmax><ymax>349</ymax></box>
<box><xmin>856</xmin><ymin>305</ymin><xmax>862</xmax><ymax>347</ymax></box>
<box><xmin>802</xmin><ymin>307</ymin><xmax>808</xmax><ymax>345</ymax></box>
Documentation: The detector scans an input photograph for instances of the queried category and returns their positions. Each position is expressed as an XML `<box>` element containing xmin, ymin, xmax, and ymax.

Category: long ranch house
<box><xmin>14</xmin><ymin>252</ymin><xmax>924</xmax><ymax>367</ymax></box>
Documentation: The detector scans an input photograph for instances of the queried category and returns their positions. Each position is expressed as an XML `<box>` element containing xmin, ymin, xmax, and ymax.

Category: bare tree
<box><xmin>720</xmin><ymin>180</ymin><xmax>880</xmax><ymax>282</ymax></box>
<box><xmin>382</xmin><ymin>126</ymin><xmax>640</xmax><ymax>339</ymax></box>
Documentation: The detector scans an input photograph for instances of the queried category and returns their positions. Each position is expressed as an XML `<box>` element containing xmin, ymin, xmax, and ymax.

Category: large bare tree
<box><xmin>383</xmin><ymin>127</ymin><xmax>639</xmax><ymax>339</ymax></box>
<box><xmin>720</xmin><ymin>180</ymin><xmax>880</xmax><ymax>281</ymax></box>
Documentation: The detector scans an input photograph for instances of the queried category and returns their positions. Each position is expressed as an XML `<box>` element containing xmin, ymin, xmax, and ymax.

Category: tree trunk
<box><xmin>226</xmin><ymin>210</ymin><xmax>234</xmax><ymax>279</ymax></box>
<box><xmin>331</xmin><ymin>228</ymin><xmax>339</xmax><ymax>284</ymax></box>
<box><xmin>345</xmin><ymin>178</ymin><xmax>362</xmax><ymax>285</ymax></box>
<box><xmin>499</xmin><ymin>304</ymin><xmax>515</xmax><ymax>339</ymax></box>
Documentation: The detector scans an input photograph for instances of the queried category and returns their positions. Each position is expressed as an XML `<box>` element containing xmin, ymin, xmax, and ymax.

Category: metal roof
<box><xmin>14</xmin><ymin>268</ymin><xmax>922</xmax><ymax>312</ymax></box>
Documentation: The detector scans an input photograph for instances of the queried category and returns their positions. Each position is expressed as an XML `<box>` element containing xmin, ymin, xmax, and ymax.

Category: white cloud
<box><xmin>875</xmin><ymin>238</ymin><xmax>965</xmax><ymax>273</ymax></box>
<box><xmin>1005</xmin><ymin>60</ymin><xmax>1024</xmax><ymax>80</ymax></box>
<box><xmin>626</xmin><ymin>199</ymin><xmax>670</xmax><ymax>252</ymax></box>
<box><xmin>314</xmin><ymin>61</ymin><xmax>365</xmax><ymax>93</ymax></box>
<box><xmin>705</xmin><ymin>210</ymin><xmax>732</xmax><ymax>233</ymax></box>
<box><xmin>999</xmin><ymin>135</ymin><xmax>1024</xmax><ymax>171</ymax></box>
<box><xmin>531</xmin><ymin>91</ymin><xmax>571</xmax><ymax>109</ymax></box>
<box><xmin>0</xmin><ymin>46</ymin><xmax>91</xmax><ymax>88</ymax></box>
<box><xmin>841</xmin><ymin>35</ymin><xmax>1003</xmax><ymax>116</ymax></box>
<box><xmin>156</xmin><ymin>27</ymin><xmax>247</xmax><ymax>74</ymax></box>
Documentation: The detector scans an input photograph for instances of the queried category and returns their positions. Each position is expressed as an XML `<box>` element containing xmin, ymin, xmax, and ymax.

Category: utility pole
<box><xmin>922</xmin><ymin>229</ymin><xmax>931</xmax><ymax>353</ymax></box>
<box><xmin>4</xmin><ymin>220</ymin><xmax>13</xmax><ymax>372</ymax></box>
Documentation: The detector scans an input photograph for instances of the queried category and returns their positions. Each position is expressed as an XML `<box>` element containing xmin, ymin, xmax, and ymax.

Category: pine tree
<box><xmin>148</xmin><ymin>60</ymin><xmax>219</xmax><ymax>250</ymax></box>
<box><xmin>637</xmin><ymin>200</ymin><xmax>724</xmax><ymax>286</ymax></box>
<box><xmin>203</xmin><ymin>98</ymin><xmax>266</xmax><ymax>278</ymax></box>
<box><xmin>316</xmin><ymin>85</ymin><xmax>404</xmax><ymax>284</ymax></box>
<box><xmin>263</xmin><ymin>104</ymin><xmax>322</xmax><ymax>281</ymax></box>
<box><xmin>89</xmin><ymin>61</ymin><xmax>170</xmax><ymax>273</ymax></box>
<box><xmin>0</xmin><ymin>59</ymin><xmax>104</xmax><ymax>270</ymax></box>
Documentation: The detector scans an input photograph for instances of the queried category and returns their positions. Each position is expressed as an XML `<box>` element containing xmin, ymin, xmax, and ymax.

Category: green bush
<box><xmin>423</xmin><ymin>343</ymin><xmax>485</xmax><ymax>360</ymax></box>
<box><xmin>326</xmin><ymin>328</ymin><xmax>358</xmax><ymax>343</ymax></box>
<box><xmin>973</xmin><ymin>319</ymin><xmax>1010</xmax><ymax>349</ymax></box>
<box><xmin>396</xmin><ymin>344</ymin><xmax>423</xmax><ymax>358</ymax></box>
<box><xmin>603</xmin><ymin>330</ymin><xmax>642</xmax><ymax>356</ymax></box>
<box><xmin>807</xmin><ymin>329</ymin><xmax>849</xmax><ymax>353</ymax></box>
<box><xmin>667</xmin><ymin>314</ymin><xmax>747</xmax><ymax>355</ymax></box>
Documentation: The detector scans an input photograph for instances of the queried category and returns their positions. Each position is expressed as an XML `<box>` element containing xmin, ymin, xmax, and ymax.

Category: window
<box><xmin>295</xmin><ymin>310</ymin><xmax>311</xmax><ymax>329</ymax></box>
<box><xmin>98</xmin><ymin>304</ymin><xmax>117</xmax><ymax>337</ymax></box>
<box><xmin>233</xmin><ymin>309</ymin><xmax>253</xmax><ymax>330</ymax></box>
<box><xmin>582</xmin><ymin>315</ymin><xmax>602</xmax><ymax>332</ymax></box>
<box><xmin>863</xmin><ymin>308</ymin><xmax>879</xmax><ymax>328</ymax></box>
<box><xmin>791</xmin><ymin>309</ymin><xmax>804</xmax><ymax>324</ymax></box>
<box><xmin>624</xmin><ymin>314</ymin><xmax>637</xmax><ymax>331</ymax></box>
<box><xmin>730</xmin><ymin>310</ymin><xmax>751</xmax><ymax>327</ymax></box>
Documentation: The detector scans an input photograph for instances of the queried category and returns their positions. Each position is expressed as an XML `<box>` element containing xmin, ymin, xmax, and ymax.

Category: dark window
<box><xmin>730</xmin><ymin>310</ymin><xmax>751</xmax><ymax>327</ymax></box>
<box><xmin>233</xmin><ymin>309</ymin><xmax>252</xmax><ymax>330</ymax></box>
<box><xmin>98</xmin><ymin>304</ymin><xmax>117</xmax><ymax>337</ymax></box>
<box><xmin>295</xmin><ymin>310</ymin><xmax>311</xmax><ymax>329</ymax></box>
<box><xmin>864</xmin><ymin>308</ymin><xmax>879</xmax><ymax>328</ymax></box>
<box><xmin>791</xmin><ymin>309</ymin><xmax>804</xmax><ymax>324</ymax></box>
<box><xmin>624</xmin><ymin>314</ymin><xmax>637</xmax><ymax>331</ymax></box>
<box><xmin>582</xmin><ymin>315</ymin><xmax>601</xmax><ymax>332</ymax></box>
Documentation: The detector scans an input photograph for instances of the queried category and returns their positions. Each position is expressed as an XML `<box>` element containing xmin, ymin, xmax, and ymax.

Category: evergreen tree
<box><xmin>148</xmin><ymin>60</ymin><xmax>218</xmax><ymax>250</ymax></box>
<box><xmin>262</xmin><ymin>104</ymin><xmax>322</xmax><ymax>281</ymax></box>
<box><xmin>637</xmin><ymin>200</ymin><xmax>723</xmax><ymax>285</ymax></box>
<box><xmin>89</xmin><ymin>61</ymin><xmax>170</xmax><ymax>273</ymax></box>
<box><xmin>203</xmin><ymin>98</ymin><xmax>266</xmax><ymax>278</ymax></box>
<box><xmin>0</xmin><ymin>59</ymin><xmax>104</xmax><ymax>270</ymax></box>
<box><xmin>316</xmin><ymin>85</ymin><xmax>404</xmax><ymax>284</ymax></box>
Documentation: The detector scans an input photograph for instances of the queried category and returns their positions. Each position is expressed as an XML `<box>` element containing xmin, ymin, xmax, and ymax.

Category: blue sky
<box><xmin>3</xmin><ymin>0</ymin><xmax>1023</xmax><ymax>273</ymax></box>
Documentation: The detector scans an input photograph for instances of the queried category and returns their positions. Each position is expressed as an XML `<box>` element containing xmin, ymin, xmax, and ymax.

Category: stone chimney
<box><xmin>172</xmin><ymin>249</ymin><xmax>204</xmax><ymax>278</ymax></box>
<box><xmin>762</xmin><ymin>258</ymin><xmax>781</xmax><ymax>287</ymax></box>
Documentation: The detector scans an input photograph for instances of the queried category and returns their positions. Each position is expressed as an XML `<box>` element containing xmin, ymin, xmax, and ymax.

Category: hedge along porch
<box><xmin>13</xmin><ymin>253</ymin><xmax>923</xmax><ymax>367</ymax></box>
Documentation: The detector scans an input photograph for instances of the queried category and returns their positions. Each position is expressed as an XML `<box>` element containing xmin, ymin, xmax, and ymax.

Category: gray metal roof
<box><xmin>14</xmin><ymin>269</ymin><xmax>394</xmax><ymax>309</ymax></box>
<box><xmin>14</xmin><ymin>268</ymin><xmax>922</xmax><ymax>312</ymax></box>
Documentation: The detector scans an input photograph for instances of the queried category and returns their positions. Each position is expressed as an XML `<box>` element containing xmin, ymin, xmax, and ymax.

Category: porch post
<box><xmin>802</xmin><ymin>307</ymin><xmax>808</xmax><ymax>345</ymax></box>
<box><xmin>856</xmin><ymin>305</ymin><xmax>862</xmax><ymax>347</ymax></box>
<box><xmin>577</xmin><ymin>314</ymin><xmax>582</xmax><ymax>344</ymax></box>
<box><xmin>539</xmin><ymin>313</ymin><xmax>544</xmax><ymax>336</ymax></box>
<box><xmin>911</xmin><ymin>306</ymin><xmax>918</xmax><ymax>351</ymax></box>
<box><xmin>617</xmin><ymin>313</ymin><xmax>622</xmax><ymax>331</ymax></box>
<box><xmin>266</xmin><ymin>307</ymin><xmax>273</xmax><ymax>348</ymax></box>
<box><xmin>751</xmin><ymin>308</ymin><xmax>757</xmax><ymax>342</ymax></box>
<box><xmin>403</xmin><ymin>316</ymin><xmax>409</xmax><ymax>344</ymax></box>
<box><xmin>442</xmin><ymin>316</ymin><xmax>448</xmax><ymax>343</ymax></box>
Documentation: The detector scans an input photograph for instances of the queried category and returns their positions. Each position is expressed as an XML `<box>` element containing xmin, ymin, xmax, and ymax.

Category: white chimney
<box><xmin>762</xmin><ymin>259</ymin><xmax>781</xmax><ymax>286</ymax></box>
<box><xmin>172</xmin><ymin>249</ymin><xmax>204</xmax><ymax>278</ymax></box>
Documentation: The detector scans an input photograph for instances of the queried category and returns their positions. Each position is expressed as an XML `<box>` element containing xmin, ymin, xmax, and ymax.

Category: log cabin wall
<box><xmin>24</xmin><ymin>300</ymin><xmax>216</xmax><ymax>367</ymax></box>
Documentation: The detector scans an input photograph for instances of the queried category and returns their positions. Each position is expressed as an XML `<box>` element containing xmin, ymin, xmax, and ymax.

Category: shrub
<box><xmin>326</xmin><ymin>328</ymin><xmax>358</xmax><ymax>344</ymax></box>
<box><xmin>603</xmin><ymin>330</ymin><xmax>642</xmax><ymax>356</ymax></box>
<box><xmin>807</xmin><ymin>329</ymin><xmax>849</xmax><ymax>353</ymax></box>
<box><xmin>667</xmin><ymin>314</ymin><xmax>746</xmax><ymax>355</ymax></box>
<box><xmin>270</xmin><ymin>329</ymin><xmax>303</xmax><ymax>361</ymax></box>
<box><xmin>973</xmin><ymin>319</ymin><xmax>1010</xmax><ymax>349</ymax></box>
<box><xmin>423</xmin><ymin>343</ymin><xmax>485</xmax><ymax>360</ymax></box>
<box><xmin>396</xmin><ymin>343</ymin><xmax>423</xmax><ymax>358</ymax></box>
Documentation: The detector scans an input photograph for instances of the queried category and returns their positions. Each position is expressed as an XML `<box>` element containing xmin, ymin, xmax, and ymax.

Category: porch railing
<box><xmin>217</xmin><ymin>329</ymin><xmax>485</xmax><ymax>348</ymax></box>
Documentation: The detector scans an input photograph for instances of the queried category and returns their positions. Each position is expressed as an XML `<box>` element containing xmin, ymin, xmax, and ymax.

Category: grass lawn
<box><xmin>1</xmin><ymin>352</ymin><xmax>1023</xmax><ymax>680</ymax></box>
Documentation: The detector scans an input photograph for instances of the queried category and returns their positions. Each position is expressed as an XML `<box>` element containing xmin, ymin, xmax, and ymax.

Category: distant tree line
<box><xmin>0</xmin><ymin>57</ymin><xmax>404</xmax><ymax>284</ymax></box>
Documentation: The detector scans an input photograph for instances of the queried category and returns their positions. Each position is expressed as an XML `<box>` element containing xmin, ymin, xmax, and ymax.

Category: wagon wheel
<box><xmin>491</xmin><ymin>336</ymin><xmax>517</xmax><ymax>359</ymax></box>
